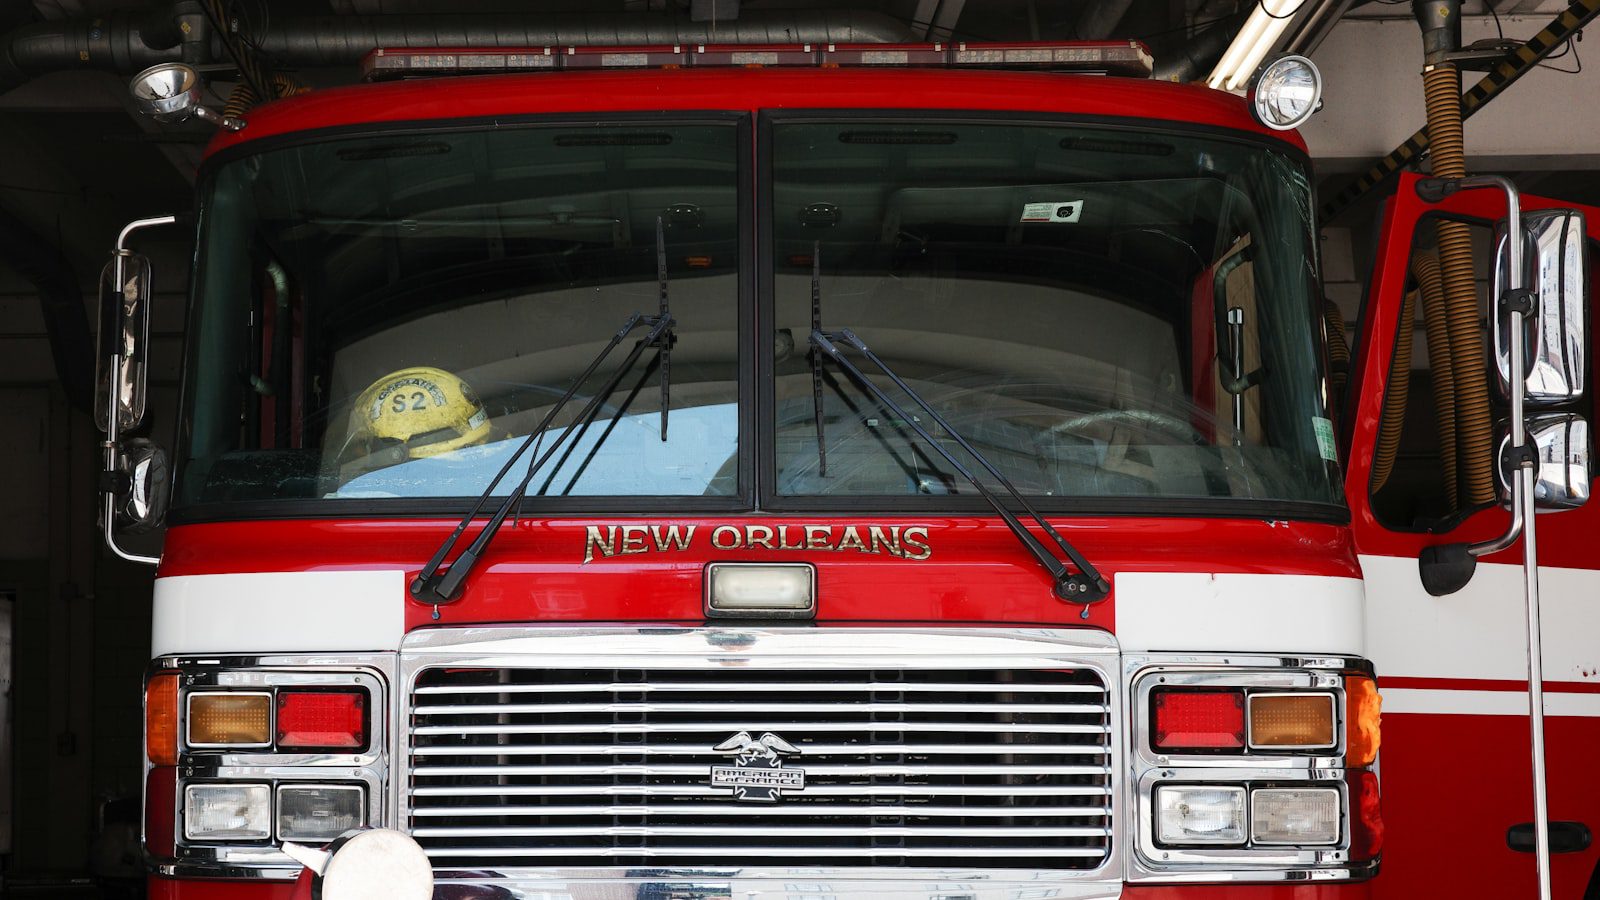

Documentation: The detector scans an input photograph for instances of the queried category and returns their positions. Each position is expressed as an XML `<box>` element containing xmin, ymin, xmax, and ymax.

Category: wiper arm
<box><xmin>809</xmin><ymin>327</ymin><xmax>1110</xmax><ymax>615</ymax></box>
<box><xmin>410</xmin><ymin>310</ymin><xmax>673</xmax><ymax>609</ymax></box>
<box><xmin>809</xmin><ymin>241</ymin><xmax>828</xmax><ymax>476</ymax></box>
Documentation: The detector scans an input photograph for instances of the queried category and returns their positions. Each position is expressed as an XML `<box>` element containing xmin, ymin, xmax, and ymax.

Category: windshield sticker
<box><xmin>1020</xmin><ymin>200</ymin><xmax>1083</xmax><ymax>223</ymax></box>
<box><xmin>582</xmin><ymin>523</ymin><xmax>932</xmax><ymax>564</ymax></box>
<box><xmin>1313</xmin><ymin>416</ymin><xmax>1338</xmax><ymax>462</ymax></box>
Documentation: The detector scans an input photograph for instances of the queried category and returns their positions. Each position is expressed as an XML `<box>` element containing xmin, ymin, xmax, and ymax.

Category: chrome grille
<box><xmin>404</xmin><ymin>635</ymin><xmax>1115</xmax><ymax>870</ymax></box>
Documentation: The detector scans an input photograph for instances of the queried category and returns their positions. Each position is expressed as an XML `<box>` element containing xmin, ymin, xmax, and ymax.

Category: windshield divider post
<box><xmin>409</xmin><ymin>311</ymin><xmax>653</xmax><ymax>605</ymax></box>
<box><xmin>810</xmin><ymin>328</ymin><xmax>1110</xmax><ymax>613</ymax></box>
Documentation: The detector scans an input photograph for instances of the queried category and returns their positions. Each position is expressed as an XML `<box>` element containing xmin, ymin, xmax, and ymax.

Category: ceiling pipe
<box><xmin>0</xmin><ymin>7</ymin><xmax>915</xmax><ymax>89</ymax></box>
<box><xmin>1152</xmin><ymin>11</ymin><xmax>1248</xmax><ymax>81</ymax></box>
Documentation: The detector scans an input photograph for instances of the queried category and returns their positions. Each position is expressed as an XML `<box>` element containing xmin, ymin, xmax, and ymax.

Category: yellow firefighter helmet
<box><xmin>352</xmin><ymin>366</ymin><xmax>491</xmax><ymax>459</ymax></box>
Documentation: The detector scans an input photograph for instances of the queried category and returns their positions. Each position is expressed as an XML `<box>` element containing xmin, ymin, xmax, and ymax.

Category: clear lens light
<box><xmin>1156</xmin><ymin>785</ymin><xmax>1247</xmax><ymax>845</ymax></box>
<box><xmin>278</xmin><ymin>785</ymin><xmax>366</xmax><ymax>841</ymax></box>
<box><xmin>1251</xmin><ymin>787</ymin><xmax>1341</xmax><ymax>844</ymax></box>
<box><xmin>184</xmin><ymin>784</ymin><xmax>271</xmax><ymax>840</ymax></box>
<box><xmin>707</xmin><ymin>563</ymin><xmax>814</xmax><ymax>612</ymax></box>
<box><xmin>1251</xmin><ymin>56</ymin><xmax>1322</xmax><ymax>130</ymax></box>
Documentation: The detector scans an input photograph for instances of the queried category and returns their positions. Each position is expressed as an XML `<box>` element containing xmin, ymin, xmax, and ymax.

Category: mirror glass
<box><xmin>1494</xmin><ymin>208</ymin><xmax>1588</xmax><ymax>405</ymax></box>
<box><xmin>94</xmin><ymin>253</ymin><xmax>152</xmax><ymax>434</ymax></box>
<box><xmin>1496</xmin><ymin>414</ymin><xmax>1590</xmax><ymax>511</ymax></box>
<box><xmin>119</xmin><ymin>438</ymin><xmax>170</xmax><ymax>531</ymax></box>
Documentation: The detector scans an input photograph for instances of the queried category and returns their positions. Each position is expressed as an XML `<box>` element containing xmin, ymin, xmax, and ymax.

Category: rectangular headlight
<box><xmin>1251</xmin><ymin>787</ymin><xmax>1341</xmax><ymax>845</ymax></box>
<box><xmin>277</xmin><ymin>784</ymin><xmax>366</xmax><ymax>842</ymax></box>
<box><xmin>705</xmin><ymin>562</ymin><xmax>815</xmax><ymax>617</ymax></box>
<box><xmin>184</xmin><ymin>783</ymin><xmax>271</xmax><ymax>841</ymax></box>
<box><xmin>1155</xmin><ymin>785</ymin><xmax>1246</xmax><ymax>846</ymax></box>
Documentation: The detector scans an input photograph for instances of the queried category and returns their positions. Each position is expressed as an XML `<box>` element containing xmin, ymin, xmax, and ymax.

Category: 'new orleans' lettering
<box><xmin>582</xmin><ymin>523</ymin><xmax>931</xmax><ymax>564</ymax></box>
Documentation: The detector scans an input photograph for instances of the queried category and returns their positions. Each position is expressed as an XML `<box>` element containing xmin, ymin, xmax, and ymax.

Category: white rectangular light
<box><xmin>705</xmin><ymin>562</ymin><xmax>815</xmax><ymax>617</ymax></box>
<box><xmin>1156</xmin><ymin>785</ymin><xmax>1247</xmax><ymax>846</ymax></box>
<box><xmin>184</xmin><ymin>783</ymin><xmax>271</xmax><ymax>841</ymax></box>
<box><xmin>277</xmin><ymin>784</ymin><xmax>366</xmax><ymax>842</ymax></box>
<box><xmin>1250</xmin><ymin>787</ymin><xmax>1341</xmax><ymax>845</ymax></box>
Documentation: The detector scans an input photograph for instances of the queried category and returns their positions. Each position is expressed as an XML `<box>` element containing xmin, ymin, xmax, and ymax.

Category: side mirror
<box><xmin>94</xmin><ymin>252</ymin><xmax>153</xmax><ymax>434</ymax></box>
<box><xmin>1498</xmin><ymin>414</ymin><xmax>1591</xmax><ymax>511</ymax></box>
<box><xmin>118</xmin><ymin>438</ymin><xmax>170</xmax><ymax>532</ymax></box>
<box><xmin>1494</xmin><ymin>208</ymin><xmax>1588</xmax><ymax>405</ymax></box>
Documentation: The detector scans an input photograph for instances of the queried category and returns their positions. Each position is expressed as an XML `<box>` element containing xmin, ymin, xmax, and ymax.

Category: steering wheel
<box><xmin>1045</xmin><ymin>408</ymin><xmax>1206</xmax><ymax>445</ymax></box>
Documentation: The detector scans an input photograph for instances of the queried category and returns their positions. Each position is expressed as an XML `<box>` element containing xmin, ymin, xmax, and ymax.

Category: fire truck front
<box><xmin>120</xmin><ymin>60</ymin><xmax>1382</xmax><ymax>900</ymax></box>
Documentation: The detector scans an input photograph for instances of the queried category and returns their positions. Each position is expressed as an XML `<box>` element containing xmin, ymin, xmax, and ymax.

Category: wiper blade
<box><xmin>410</xmin><ymin>310</ymin><xmax>673</xmax><ymax>609</ymax></box>
<box><xmin>657</xmin><ymin>216</ymin><xmax>673</xmax><ymax>442</ymax></box>
<box><xmin>809</xmin><ymin>241</ymin><xmax>828</xmax><ymax>476</ymax></box>
<box><xmin>809</xmin><ymin>327</ymin><xmax>1110</xmax><ymax>615</ymax></box>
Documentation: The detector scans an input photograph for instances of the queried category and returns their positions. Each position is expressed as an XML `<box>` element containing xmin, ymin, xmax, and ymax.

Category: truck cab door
<box><xmin>1345</xmin><ymin>171</ymin><xmax>1599</xmax><ymax>898</ymax></box>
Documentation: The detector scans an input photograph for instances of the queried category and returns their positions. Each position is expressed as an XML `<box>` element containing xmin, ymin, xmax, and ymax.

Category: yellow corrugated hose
<box><xmin>1423</xmin><ymin>61</ymin><xmax>1496</xmax><ymax>506</ymax></box>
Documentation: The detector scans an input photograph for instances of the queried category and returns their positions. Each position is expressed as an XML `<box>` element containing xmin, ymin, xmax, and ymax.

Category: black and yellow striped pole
<box><xmin>1320</xmin><ymin>0</ymin><xmax>1600</xmax><ymax>222</ymax></box>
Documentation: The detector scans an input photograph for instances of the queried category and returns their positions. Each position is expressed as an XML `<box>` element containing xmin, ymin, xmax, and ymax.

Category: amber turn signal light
<box><xmin>187</xmin><ymin>692</ymin><xmax>272</xmax><ymax>746</ymax></box>
<box><xmin>146</xmin><ymin>672</ymin><xmax>180</xmax><ymax>766</ymax></box>
<box><xmin>1345</xmin><ymin>676</ymin><xmax>1382</xmax><ymax>767</ymax></box>
<box><xmin>1248</xmin><ymin>692</ymin><xmax>1337</xmax><ymax>748</ymax></box>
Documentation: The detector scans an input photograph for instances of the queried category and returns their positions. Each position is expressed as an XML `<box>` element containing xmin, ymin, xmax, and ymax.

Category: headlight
<box><xmin>184</xmin><ymin>784</ymin><xmax>271</xmax><ymax>840</ymax></box>
<box><xmin>1251</xmin><ymin>787</ymin><xmax>1341</xmax><ymax>845</ymax></box>
<box><xmin>1249</xmin><ymin>55</ymin><xmax>1322</xmax><ymax>131</ymax></box>
<box><xmin>1156</xmin><ymin>785</ymin><xmax>1247</xmax><ymax>845</ymax></box>
<box><xmin>277</xmin><ymin>784</ymin><xmax>366</xmax><ymax>841</ymax></box>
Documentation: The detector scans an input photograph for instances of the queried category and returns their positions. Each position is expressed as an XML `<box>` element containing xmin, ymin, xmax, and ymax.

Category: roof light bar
<box><xmin>362</xmin><ymin>40</ymin><xmax>1154</xmax><ymax>81</ymax></box>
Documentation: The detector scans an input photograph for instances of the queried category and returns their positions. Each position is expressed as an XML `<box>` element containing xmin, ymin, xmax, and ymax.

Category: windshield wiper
<box><xmin>411</xmin><ymin>219</ymin><xmax>678</xmax><ymax>609</ymax></box>
<box><xmin>809</xmin><ymin>327</ymin><xmax>1110</xmax><ymax>616</ymax></box>
<box><xmin>410</xmin><ymin>313</ymin><xmax>671</xmax><ymax>608</ymax></box>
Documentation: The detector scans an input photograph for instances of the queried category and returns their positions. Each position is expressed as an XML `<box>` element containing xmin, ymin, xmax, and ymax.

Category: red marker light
<box><xmin>1151</xmin><ymin>689</ymin><xmax>1245</xmax><ymax>751</ymax></box>
<box><xmin>1348</xmin><ymin>769</ymin><xmax>1384</xmax><ymax>860</ymax></box>
<box><xmin>277</xmin><ymin>690</ymin><xmax>367</xmax><ymax>750</ymax></box>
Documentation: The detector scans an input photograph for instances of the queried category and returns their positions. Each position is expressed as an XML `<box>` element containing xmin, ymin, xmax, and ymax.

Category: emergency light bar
<box><xmin>361</xmin><ymin>40</ymin><xmax>1154</xmax><ymax>81</ymax></box>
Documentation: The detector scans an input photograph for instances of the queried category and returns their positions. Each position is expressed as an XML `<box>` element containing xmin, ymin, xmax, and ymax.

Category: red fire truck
<box><xmin>95</xmin><ymin>41</ymin><xmax>1596</xmax><ymax>900</ymax></box>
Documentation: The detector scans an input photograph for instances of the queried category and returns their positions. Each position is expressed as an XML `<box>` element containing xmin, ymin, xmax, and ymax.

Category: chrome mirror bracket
<box><xmin>100</xmin><ymin>215</ymin><xmax>181</xmax><ymax>567</ymax></box>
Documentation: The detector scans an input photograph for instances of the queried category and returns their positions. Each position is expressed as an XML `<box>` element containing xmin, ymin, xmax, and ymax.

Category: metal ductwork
<box><xmin>1152</xmin><ymin>12</ymin><xmax>1247</xmax><ymax>82</ymax></box>
<box><xmin>1</xmin><ymin>7</ymin><xmax>915</xmax><ymax>89</ymax></box>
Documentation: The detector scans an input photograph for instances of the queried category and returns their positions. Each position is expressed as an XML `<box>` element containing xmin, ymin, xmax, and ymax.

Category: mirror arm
<box><xmin>102</xmin><ymin>215</ymin><xmax>181</xmax><ymax>568</ymax></box>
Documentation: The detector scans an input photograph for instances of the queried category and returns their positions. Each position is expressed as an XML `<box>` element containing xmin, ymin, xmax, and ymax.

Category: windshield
<box><xmin>175</xmin><ymin>113</ymin><xmax>1342</xmax><ymax>517</ymax></box>
<box><xmin>771</xmin><ymin>120</ymin><xmax>1341</xmax><ymax>507</ymax></box>
<box><xmin>177</xmin><ymin>121</ymin><xmax>741</xmax><ymax>510</ymax></box>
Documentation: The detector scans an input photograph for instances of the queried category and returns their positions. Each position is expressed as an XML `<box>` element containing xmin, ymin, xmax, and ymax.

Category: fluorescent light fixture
<box><xmin>1207</xmin><ymin>0</ymin><xmax>1306</xmax><ymax>91</ymax></box>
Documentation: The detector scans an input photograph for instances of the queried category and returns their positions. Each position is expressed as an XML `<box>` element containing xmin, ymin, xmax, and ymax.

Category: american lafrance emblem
<box><xmin>709</xmin><ymin>731</ymin><xmax>805</xmax><ymax>802</ymax></box>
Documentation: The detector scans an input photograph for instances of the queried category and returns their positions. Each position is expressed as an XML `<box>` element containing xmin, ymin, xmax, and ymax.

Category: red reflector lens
<box><xmin>1151</xmin><ymin>689</ymin><xmax>1245</xmax><ymax>750</ymax></box>
<box><xmin>277</xmin><ymin>690</ymin><xmax>367</xmax><ymax>750</ymax></box>
<box><xmin>1348</xmin><ymin>769</ymin><xmax>1384</xmax><ymax>860</ymax></box>
<box><xmin>144</xmin><ymin>766</ymin><xmax>176</xmax><ymax>859</ymax></box>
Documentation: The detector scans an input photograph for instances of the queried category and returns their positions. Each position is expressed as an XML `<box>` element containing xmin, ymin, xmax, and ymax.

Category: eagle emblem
<box><xmin>708</xmin><ymin>731</ymin><xmax>806</xmax><ymax>801</ymax></box>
